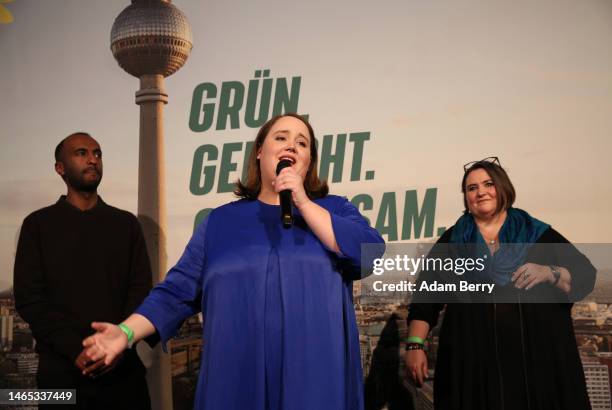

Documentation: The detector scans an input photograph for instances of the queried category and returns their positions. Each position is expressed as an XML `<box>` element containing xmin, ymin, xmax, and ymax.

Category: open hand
<box><xmin>82</xmin><ymin>322</ymin><xmax>128</xmax><ymax>367</ymax></box>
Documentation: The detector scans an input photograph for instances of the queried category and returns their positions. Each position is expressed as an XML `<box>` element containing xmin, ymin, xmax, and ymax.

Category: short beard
<box><xmin>64</xmin><ymin>169</ymin><xmax>101</xmax><ymax>193</ymax></box>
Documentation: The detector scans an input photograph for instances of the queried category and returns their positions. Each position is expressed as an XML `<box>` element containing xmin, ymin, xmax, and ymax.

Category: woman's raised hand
<box><xmin>273</xmin><ymin>166</ymin><xmax>310</xmax><ymax>209</ymax></box>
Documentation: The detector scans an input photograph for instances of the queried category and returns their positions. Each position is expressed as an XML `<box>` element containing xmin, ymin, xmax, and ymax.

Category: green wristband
<box><xmin>118</xmin><ymin>323</ymin><xmax>134</xmax><ymax>348</ymax></box>
<box><xmin>405</xmin><ymin>336</ymin><xmax>425</xmax><ymax>345</ymax></box>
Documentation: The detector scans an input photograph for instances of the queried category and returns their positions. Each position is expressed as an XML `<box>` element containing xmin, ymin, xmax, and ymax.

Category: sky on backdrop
<box><xmin>1</xmin><ymin>0</ymin><xmax>612</xmax><ymax>287</ymax></box>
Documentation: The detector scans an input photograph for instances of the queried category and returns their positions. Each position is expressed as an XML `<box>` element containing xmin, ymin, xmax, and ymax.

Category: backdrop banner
<box><xmin>1</xmin><ymin>1</ymin><xmax>611</xmax><ymax>409</ymax></box>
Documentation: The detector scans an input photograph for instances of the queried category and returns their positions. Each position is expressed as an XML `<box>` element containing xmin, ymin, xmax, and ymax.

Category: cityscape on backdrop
<box><xmin>1</xmin><ymin>270</ymin><xmax>610</xmax><ymax>410</ymax></box>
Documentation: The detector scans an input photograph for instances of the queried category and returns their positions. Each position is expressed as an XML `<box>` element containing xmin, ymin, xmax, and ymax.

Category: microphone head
<box><xmin>276</xmin><ymin>159</ymin><xmax>292</xmax><ymax>175</ymax></box>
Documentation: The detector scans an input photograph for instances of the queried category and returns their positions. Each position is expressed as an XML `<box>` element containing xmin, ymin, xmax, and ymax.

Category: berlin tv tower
<box><xmin>110</xmin><ymin>1</ymin><xmax>193</xmax><ymax>408</ymax></box>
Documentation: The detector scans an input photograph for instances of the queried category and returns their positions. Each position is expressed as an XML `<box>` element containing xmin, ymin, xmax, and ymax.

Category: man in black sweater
<box><xmin>13</xmin><ymin>132</ymin><xmax>153</xmax><ymax>409</ymax></box>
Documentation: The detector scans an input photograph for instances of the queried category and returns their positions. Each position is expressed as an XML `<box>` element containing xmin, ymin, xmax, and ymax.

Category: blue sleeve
<box><xmin>329</xmin><ymin>197</ymin><xmax>385</xmax><ymax>280</ymax></box>
<box><xmin>135</xmin><ymin>217</ymin><xmax>208</xmax><ymax>350</ymax></box>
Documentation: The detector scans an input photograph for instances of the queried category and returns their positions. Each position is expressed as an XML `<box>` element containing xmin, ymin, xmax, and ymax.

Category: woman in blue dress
<box><xmin>83</xmin><ymin>113</ymin><xmax>384</xmax><ymax>410</ymax></box>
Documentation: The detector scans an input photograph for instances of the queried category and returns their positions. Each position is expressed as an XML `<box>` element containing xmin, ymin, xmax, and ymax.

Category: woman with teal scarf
<box><xmin>404</xmin><ymin>158</ymin><xmax>595</xmax><ymax>410</ymax></box>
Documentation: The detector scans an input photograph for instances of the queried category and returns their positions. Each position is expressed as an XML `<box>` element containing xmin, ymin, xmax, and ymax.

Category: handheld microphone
<box><xmin>276</xmin><ymin>159</ymin><xmax>293</xmax><ymax>228</ymax></box>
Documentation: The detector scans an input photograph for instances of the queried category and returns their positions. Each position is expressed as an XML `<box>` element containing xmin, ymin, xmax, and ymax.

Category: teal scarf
<box><xmin>449</xmin><ymin>208</ymin><xmax>550</xmax><ymax>285</ymax></box>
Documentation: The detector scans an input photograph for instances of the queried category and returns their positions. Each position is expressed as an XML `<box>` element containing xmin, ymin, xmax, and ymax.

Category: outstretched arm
<box><xmin>82</xmin><ymin>313</ymin><xmax>156</xmax><ymax>369</ymax></box>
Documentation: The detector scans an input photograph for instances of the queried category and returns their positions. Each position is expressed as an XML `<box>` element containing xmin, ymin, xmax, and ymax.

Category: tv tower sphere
<box><xmin>110</xmin><ymin>0</ymin><xmax>193</xmax><ymax>77</ymax></box>
<box><xmin>109</xmin><ymin>3</ymin><xmax>193</xmax><ymax>408</ymax></box>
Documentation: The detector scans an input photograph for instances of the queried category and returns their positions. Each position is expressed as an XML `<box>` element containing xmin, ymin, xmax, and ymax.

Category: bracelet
<box><xmin>404</xmin><ymin>336</ymin><xmax>425</xmax><ymax>345</ymax></box>
<box><xmin>405</xmin><ymin>343</ymin><xmax>424</xmax><ymax>351</ymax></box>
<box><xmin>550</xmin><ymin>265</ymin><xmax>562</xmax><ymax>285</ymax></box>
<box><xmin>118</xmin><ymin>323</ymin><xmax>134</xmax><ymax>348</ymax></box>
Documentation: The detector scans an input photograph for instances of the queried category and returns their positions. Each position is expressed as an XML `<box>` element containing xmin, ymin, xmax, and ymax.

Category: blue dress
<box><xmin>135</xmin><ymin>195</ymin><xmax>384</xmax><ymax>410</ymax></box>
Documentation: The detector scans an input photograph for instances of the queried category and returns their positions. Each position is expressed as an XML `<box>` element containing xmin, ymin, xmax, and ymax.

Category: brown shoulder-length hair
<box><xmin>234</xmin><ymin>113</ymin><xmax>329</xmax><ymax>200</ymax></box>
<box><xmin>461</xmin><ymin>161</ymin><xmax>515</xmax><ymax>214</ymax></box>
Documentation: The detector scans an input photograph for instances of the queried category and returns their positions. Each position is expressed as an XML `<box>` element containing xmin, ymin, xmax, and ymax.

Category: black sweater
<box><xmin>13</xmin><ymin>196</ymin><xmax>152</xmax><ymax>364</ymax></box>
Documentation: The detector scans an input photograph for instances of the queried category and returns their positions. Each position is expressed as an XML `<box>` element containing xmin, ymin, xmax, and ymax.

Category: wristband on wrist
<box><xmin>404</xmin><ymin>336</ymin><xmax>425</xmax><ymax>345</ymax></box>
<box><xmin>405</xmin><ymin>343</ymin><xmax>424</xmax><ymax>351</ymax></box>
<box><xmin>118</xmin><ymin>323</ymin><xmax>134</xmax><ymax>348</ymax></box>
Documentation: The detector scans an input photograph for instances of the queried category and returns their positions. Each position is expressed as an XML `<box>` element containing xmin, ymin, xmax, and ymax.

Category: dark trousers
<box><xmin>36</xmin><ymin>351</ymin><xmax>151</xmax><ymax>410</ymax></box>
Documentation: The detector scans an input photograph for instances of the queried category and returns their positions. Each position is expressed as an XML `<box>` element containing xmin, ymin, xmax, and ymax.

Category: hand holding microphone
<box><xmin>274</xmin><ymin>159</ymin><xmax>310</xmax><ymax>228</ymax></box>
<box><xmin>276</xmin><ymin>160</ymin><xmax>293</xmax><ymax>227</ymax></box>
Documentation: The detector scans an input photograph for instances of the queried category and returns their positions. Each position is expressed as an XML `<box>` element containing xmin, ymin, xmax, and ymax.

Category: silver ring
<box><xmin>524</xmin><ymin>271</ymin><xmax>530</xmax><ymax>278</ymax></box>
